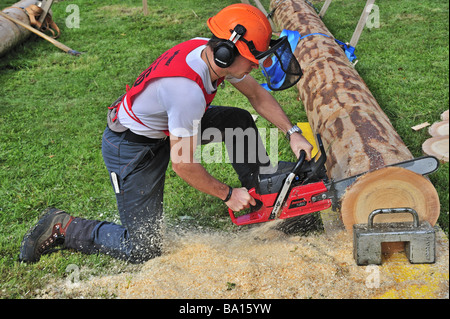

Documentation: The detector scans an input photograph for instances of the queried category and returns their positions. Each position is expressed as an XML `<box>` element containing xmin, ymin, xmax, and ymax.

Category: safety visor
<box><xmin>241</xmin><ymin>36</ymin><xmax>303</xmax><ymax>91</ymax></box>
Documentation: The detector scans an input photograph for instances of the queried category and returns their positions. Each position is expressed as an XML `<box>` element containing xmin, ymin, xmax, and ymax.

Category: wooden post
<box><xmin>270</xmin><ymin>0</ymin><xmax>440</xmax><ymax>242</ymax></box>
<box><xmin>37</xmin><ymin>0</ymin><xmax>54</xmax><ymax>26</ymax></box>
<box><xmin>349</xmin><ymin>0</ymin><xmax>375</xmax><ymax>48</ymax></box>
<box><xmin>318</xmin><ymin>0</ymin><xmax>332</xmax><ymax>18</ymax></box>
<box><xmin>0</xmin><ymin>0</ymin><xmax>37</xmax><ymax>56</ymax></box>
<box><xmin>142</xmin><ymin>0</ymin><xmax>148</xmax><ymax>16</ymax></box>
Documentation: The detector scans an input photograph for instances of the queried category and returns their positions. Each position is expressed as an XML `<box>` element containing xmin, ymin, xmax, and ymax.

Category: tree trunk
<box><xmin>270</xmin><ymin>0</ymin><xmax>440</xmax><ymax>238</ymax></box>
<box><xmin>0</xmin><ymin>0</ymin><xmax>41</xmax><ymax>57</ymax></box>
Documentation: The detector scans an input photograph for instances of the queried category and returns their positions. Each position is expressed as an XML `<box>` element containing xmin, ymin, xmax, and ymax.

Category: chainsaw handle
<box><xmin>292</xmin><ymin>150</ymin><xmax>307</xmax><ymax>175</ymax></box>
<box><xmin>311</xmin><ymin>134</ymin><xmax>327</xmax><ymax>166</ymax></box>
<box><xmin>227</xmin><ymin>188</ymin><xmax>261</xmax><ymax>214</ymax></box>
<box><xmin>250</xmin><ymin>198</ymin><xmax>264</xmax><ymax>212</ymax></box>
<box><xmin>228</xmin><ymin>188</ymin><xmax>269</xmax><ymax>226</ymax></box>
<box><xmin>301</xmin><ymin>134</ymin><xmax>327</xmax><ymax>185</ymax></box>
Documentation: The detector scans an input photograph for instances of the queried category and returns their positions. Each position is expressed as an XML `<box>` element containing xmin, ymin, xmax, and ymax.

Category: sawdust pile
<box><xmin>40</xmin><ymin>221</ymin><xmax>449</xmax><ymax>299</ymax></box>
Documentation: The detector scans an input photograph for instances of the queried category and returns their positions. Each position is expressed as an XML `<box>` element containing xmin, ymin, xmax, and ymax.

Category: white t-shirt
<box><xmin>117</xmin><ymin>39</ymin><xmax>244</xmax><ymax>139</ymax></box>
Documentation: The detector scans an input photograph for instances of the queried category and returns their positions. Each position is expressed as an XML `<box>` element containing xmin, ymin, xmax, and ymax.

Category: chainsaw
<box><xmin>228</xmin><ymin>135</ymin><xmax>440</xmax><ymax>226</ymax></box>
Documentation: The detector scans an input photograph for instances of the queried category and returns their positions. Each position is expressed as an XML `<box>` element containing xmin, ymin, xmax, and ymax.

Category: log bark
<box><xmin>270</xmin><ymin>0</ymin><xmax>440</xmax><ymax>234</ymax></box>
<box><xmin>0</xmin><ymin>0</ymin><xmax>41</xmax><ymax>57</ymax></box>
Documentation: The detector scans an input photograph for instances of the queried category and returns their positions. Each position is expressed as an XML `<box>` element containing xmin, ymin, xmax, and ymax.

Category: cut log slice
<box><xmin>441</xmin><ymin>109</ymin><xmax>449</xmax><ymax>121</ymax></box>
<box><xmin>341</xmin><ymin>166</ymin><xmax>440</xmax><ymax>233</ymax></box>
<box><xmin>428</xmin><ymin>121</ymin><xmax>449</xmax><ymax>137</ymax></box>
<box><xmin>422</xmin><ymin>135</ymin><xmax>449</xmax><ymax>162</ymax></box>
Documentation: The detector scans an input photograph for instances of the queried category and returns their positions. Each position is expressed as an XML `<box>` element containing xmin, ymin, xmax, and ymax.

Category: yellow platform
<box><xmin>373</xmin><ymin>227</ymin><xmax>449</xmax><ymax>299</ymax></box>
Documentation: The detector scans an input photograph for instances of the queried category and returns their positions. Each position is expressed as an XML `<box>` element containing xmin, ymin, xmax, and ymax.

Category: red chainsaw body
<box><xmin>228</xmin><ymin>181</ymin><xmax>332</xmax><ymax>226</ymax></box>
<box><xmin>227</xmin><ymin>132</ymin><xmax>439</xmax><ymax>227</ymax></box>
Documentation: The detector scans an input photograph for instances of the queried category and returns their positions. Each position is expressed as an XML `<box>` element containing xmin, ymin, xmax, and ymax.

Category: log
<box><xmin>422</xmin><ymin>136</ymin><xmax>449</xmax><ymax>163</ymax></box>
<box><xmin>0</xmin><ymin>11</ymin><xmax>80</xmax><ymax>56</ymax></box>
<box><xmin>270</xmin><ymin>0</ymin><xmax>440</xmax><ymax>235</ymax></box>
<box><xmin>341</xmin><ymin>167</ymin><xmax>440</xmax><ymax>228</ymax></box>
<box><xmin>423</xmin><ymin>116</ymin><xmax>448</xmax><ymax>162</ymax></box>
<box><xmin>428</xmin><ymin>121</ymin><xmax>449</xmax><ymax>137</ymax></box>
<box><xmin>0</xmin><ymin>0</ymin><xmax>42</xmax><ymax>57</ymax></box>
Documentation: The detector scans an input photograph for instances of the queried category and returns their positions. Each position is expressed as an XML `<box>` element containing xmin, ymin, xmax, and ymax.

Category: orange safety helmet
<box><xmin>207</xmin><ymin>3</ymin><xmax>272</xmax><ymax>64</ymax></box>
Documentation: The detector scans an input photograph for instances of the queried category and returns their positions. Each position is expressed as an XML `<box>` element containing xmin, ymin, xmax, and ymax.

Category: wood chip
<box><xmin>411</xmin><ymin>122</ymin><xmax>430</xmax><ymax>131</ymax></box>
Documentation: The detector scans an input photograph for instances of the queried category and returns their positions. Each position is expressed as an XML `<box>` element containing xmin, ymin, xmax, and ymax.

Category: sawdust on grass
<box><xmin>39</xmin><ymin>221</ymin><xmax>449</xmax><ymax>299</ymax></box>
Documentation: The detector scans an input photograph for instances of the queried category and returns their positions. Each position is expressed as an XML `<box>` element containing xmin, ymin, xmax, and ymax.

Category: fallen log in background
<box><xmin>0</xmin><ymin>0</ymin><xmax>43</xmax><ymax>56</ymax></box>
<box><xmin>0</xmin><ymin>11</ymin><xmax>80</xmax><ymax>56</ymax></box>
<box><xmin>270</xmin><ymin>0</ymin><xmax>440</xmax><ymax>241</ymax></box>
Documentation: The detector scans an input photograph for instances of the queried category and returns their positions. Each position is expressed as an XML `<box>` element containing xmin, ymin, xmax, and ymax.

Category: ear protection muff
<box><xmin>213</xmin><ymin>24</ymin><xmax>247</xmax><ymax>68</ymax></box>
<box><xmin>213</xmin><ymin>41</ymin><xmax>237</xmax><ymax>68</ymax></box>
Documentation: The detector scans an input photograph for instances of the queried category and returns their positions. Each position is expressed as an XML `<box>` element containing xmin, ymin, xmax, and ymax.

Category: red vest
<box><xmin>111</xmin><ymin>39</ymin><xmax>224</xmax><ymax>135</ymax></box>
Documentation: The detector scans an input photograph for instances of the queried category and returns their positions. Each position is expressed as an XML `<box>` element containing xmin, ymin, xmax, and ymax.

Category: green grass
<box><xmin>0</xmin><ymin>0</ymin><xmax>448</xmax><ymax>298</ymax></box>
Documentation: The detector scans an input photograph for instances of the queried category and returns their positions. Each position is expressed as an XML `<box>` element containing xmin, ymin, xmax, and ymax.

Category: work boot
<box><xmin>19</xmin><ymin>208</ymin><xmax>75</xmax><ymax>263</ymax></box>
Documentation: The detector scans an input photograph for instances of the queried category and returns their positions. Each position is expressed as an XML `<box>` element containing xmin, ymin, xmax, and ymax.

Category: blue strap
<box><xmin>334</xmin><ymin>39</ymin><xmax>357</xmax><ymax>63</ymax></box>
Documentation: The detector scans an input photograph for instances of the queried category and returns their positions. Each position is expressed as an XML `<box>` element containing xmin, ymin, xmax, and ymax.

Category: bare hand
<box><xmin>225</xmin><ymin>187</ymin><xmax>257</xmax><ymax>212</ymax></box>
<box><xmin>289</xmin><ymin>133</ymin><xmax>313</xmax><ymax>161</ymax></box>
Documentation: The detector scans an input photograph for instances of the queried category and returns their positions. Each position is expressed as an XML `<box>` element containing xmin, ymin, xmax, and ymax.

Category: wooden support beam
<box><xmin>37</xmin><ymin>0</ymin><xmax>54</xmax><ymax>25</ymax></box>
<box><xmin>349</xmin><ymin>0</ymin><xmax>375</xmax><ymax>48</ymax></box>
<box><xmin>318</xmin><ymin>0</ymin><xmax>332</xmax><ymax>18</ymax></box>
<box><xmin>270</xmin><ymin>0</ymin><xmax>440</xmax><ymax>242</ymax></box>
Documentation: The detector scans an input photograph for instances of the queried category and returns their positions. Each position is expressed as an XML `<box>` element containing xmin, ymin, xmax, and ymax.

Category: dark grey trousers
<box><xmin>65</xmin><ymin>106</ymin><xmax>270</xmax><ymax>263</ymax></box>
